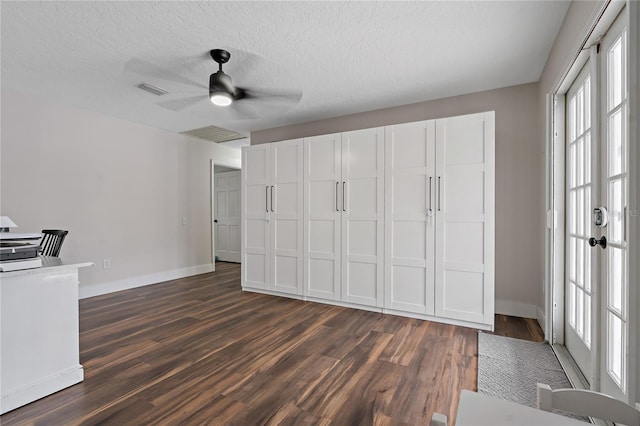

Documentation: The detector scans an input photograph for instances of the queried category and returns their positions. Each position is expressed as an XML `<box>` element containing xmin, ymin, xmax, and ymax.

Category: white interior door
<box><xmin>304</xmin><ymin>133</ymin><xmax>342</xmax><ymax>301</ymax></box>
<box><xmin>565</xmin><ymin>62</ymin><xmax>595</xmax><ymax>379</ymax></box>
<box><xmin>434</xmin><ymin>112</ymin><xmax>495</xmax><ymax>326</ymax></box>
<box><xmin>242</xmin><ymin>145</ymin><xmax>270</xmax><ymax>290</ymax></box>
<box><xmin>384</xmin><ymin>121</ymin><xmax>435</xmax><ymax>315</ymax></box>
<box><xmin>270</xmin><ymin>140</ymin><xmax>304</xmax><ymax>295</ymax></box>
<box><xmin>341</xmin><ymin>127</ymin><xmax>385</xmax><ymax>307</ymax></box>
<box><xmin>599</xmin><ymin>11</ymin><xmax>628</xmax><ymax>400</ymax></box>
<box><xmin>215</xmin><ymin>170</ymin><xmax>241</xmax><ymax>263</ymax></box>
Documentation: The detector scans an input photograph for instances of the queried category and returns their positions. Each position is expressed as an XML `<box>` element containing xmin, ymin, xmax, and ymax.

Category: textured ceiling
<box><xmin>1</xmin><ymin>1</ymin><xmax>570</xmax><ymax>136</ymax></box>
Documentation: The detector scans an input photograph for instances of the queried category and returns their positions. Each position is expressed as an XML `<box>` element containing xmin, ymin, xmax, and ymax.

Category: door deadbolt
<box><xmin>594</xmin><ymin>207</ymin><xmax>609</xmax><ymax>227</ymax></box>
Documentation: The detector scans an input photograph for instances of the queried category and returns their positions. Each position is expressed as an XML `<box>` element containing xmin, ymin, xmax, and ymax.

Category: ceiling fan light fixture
<box><xmin>210</xmin><ymin>91</ymin><xmax>233</xmax><ymax>107</ymax></box>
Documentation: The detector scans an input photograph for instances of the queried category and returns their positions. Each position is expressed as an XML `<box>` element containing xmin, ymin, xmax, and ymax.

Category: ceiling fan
<box><xmin>126</xmin><ymin>48</ymin><xmax>302</xmax><ymax>120</ymax></box>
<box><xmin>209</xmin><ymin>49</ymin><xmax>244</xmax><ymax>107</ymax></box>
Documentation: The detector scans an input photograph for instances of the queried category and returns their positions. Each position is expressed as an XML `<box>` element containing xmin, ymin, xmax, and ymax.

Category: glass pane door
<box><xmin>600</xmin><ymin>13</ymin><xmax>628</xmax><ymax>398</ymax></box>
<box><xmin>565</xmin><ymin>62</ymin><xmax>594</xmax><ymax>377</ymax></box>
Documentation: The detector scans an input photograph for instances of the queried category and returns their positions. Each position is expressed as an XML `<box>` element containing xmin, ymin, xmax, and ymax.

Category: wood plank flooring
<box><xmin>1</xmin><ymin>262</ymin><xmax>543</xmax><ymax>425</ymax></box>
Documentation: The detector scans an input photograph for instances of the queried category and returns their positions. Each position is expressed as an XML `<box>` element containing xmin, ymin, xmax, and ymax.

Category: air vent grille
<box><xmin>182</xmin><ymin>125</ymin><xmax>246</xmax><ymax>143</ymax></box>
<box><xmin>136</xmin><ymin>82</ymin><xmax>169</xmax><ymax>96</ymax></box>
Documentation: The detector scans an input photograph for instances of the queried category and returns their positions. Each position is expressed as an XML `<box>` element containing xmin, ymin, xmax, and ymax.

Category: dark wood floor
<box><xmin>1</xmin><ymin>262</ymin><xmax>543</xmax><ymax>425</ymax></box>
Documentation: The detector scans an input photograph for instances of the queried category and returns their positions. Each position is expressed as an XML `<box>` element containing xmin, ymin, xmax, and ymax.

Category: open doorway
<box><xmin>212</xmin><ymin>162</ymin><xmax>241</xmax><ymax>265</ymax></box>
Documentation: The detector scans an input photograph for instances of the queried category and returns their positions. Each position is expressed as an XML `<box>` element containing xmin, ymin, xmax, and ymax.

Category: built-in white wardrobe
<box><xmin>241</xmin><ymin>139</ymin><xmax>304</xmax><ymax>295</ymax></box>
<box><xmin>242</xmin><ymin>111</ymin><xmax>495</xmax><ymax>330</ymax></box>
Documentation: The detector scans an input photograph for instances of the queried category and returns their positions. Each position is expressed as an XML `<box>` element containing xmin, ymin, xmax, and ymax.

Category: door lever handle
<box><xmin>588</xmin><ymin>236</ymin><xmax>607</xmax><ymax>249</ymax></box>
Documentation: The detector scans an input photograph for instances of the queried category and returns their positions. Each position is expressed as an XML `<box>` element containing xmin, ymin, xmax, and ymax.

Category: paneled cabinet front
<box><xmin>383</xmin><ymin>113</ymin><xmax>495</xmax><ymax>328</ymax></box>
<box><xmin>434</xmin><ymin>112</ymin><xmax>495</xmax><ymax>326</ymax></box>
<box><xmin>303</xmin><ymin>129</ymin><xmax>385</xmax><ymax>307</ymax></box>
<box><xmin>384</xmin><ymin>120</ymin><xmax>436</xmax><ymax>315</ymax></box>
<box><xmin>241</xmin><ymin>139</ymin><xmax>303</xmax><ymax>296</ymax></box>
<box><xmin>242</xmin><ymin>112</ymin><xmax>495</xmax><ymax>330</ymax></box>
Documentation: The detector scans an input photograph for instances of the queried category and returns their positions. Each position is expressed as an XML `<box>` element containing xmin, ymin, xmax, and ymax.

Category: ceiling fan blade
<box><xmin>157</xmin><ymin>95</ymin><xmax>207</xmax><ymax>112</ymax></box>
<box><xmin>124</xmin><ymin>58</ymin><xmax>208</xmax><ymax>90</ymax></box>
<box><xmin>229</xmin><ymin>100</ymin><xmax>259</xmax><ymax>120</ymax></box>
<box><xmin>242</xmin><ymin>87</ymin><xmax>303</xmax><ymax>103</ymax></box>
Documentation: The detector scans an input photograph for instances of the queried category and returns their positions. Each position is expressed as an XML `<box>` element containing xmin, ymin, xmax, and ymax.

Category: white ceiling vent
<box><xmin>181</xmin><ymin>125</ymin><xmax>246</xmax><ymax>143</ymax></box>
<box><xmin>136</xmin><ymin>82</ymin><xmax>169</xmax><ymax>96</ymax></box>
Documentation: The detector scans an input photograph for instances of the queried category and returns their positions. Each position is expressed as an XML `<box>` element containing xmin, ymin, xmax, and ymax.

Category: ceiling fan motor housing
<box><xmin>210</xmin><ymin>71</ymin><xmax>244</xmax><ymax>100</ymax></box>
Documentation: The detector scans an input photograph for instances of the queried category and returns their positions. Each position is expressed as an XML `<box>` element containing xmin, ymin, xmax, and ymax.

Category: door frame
<box><xmin>545</xmin><ymin>0</ymin><xmax>639</xmax><ymax>404</ymax></box>
<box><xmin>211</xmin><ymin>159</ymin><xmax>242</xmax><ymax>270</ymax></box>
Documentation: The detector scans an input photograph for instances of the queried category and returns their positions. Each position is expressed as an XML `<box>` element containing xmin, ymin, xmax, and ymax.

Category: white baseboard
<box><xmin>243</xmin><ymin>287</ymin><xmax>493</xmax><ymax>331</ymax></box>
<box><xmin>79</xmin><ymin>263</ymin><xmax>214</xmax><ymax>299</ymax></box>
<box><xmin>495</xmin><ymin>299</ymin><xmax>538</xmax><ymax>319</ymax></box>
<box><xmin>536</xmin><ymin>306</ymin><xmax>546</xmax><ymax>332</ymax></box>
<box><xmin>1</xmin><ymin>365</ymin><xmax>83</xmax><ymax>415</ymax></box>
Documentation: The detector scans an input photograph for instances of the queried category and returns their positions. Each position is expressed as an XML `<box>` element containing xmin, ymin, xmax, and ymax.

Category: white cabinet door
<box><xmin>434</xmin><ymin>112</ymin><xmax>495</xmax><ymax>326</ymax></box>
<box><xmin>242</xmin><ymin>144</ymin><xmax>271</xmax><ymax>290</ymax></box>
<box><xmin>304</xmin><ymin>133</ymin><xmax>342</xmax><ymax>300</ymax></box>
<box><xmin>341</xmin><ymin>127</ymin><xmax>385</xmax><ymax>307</ymax></box>
<box><xmin>215</xmin><ymin>170</ymin><xmax>241</xmax><ymax>263</ymax></box>
<box><xmin>384</xmin><ymin>121</ymin><xmax>436</xmax><ymax>315</ymax></box>
<box><xmin>270</xmin><ymin>139</ymin><xmax>304</xmax><ymax>295</ymax></box>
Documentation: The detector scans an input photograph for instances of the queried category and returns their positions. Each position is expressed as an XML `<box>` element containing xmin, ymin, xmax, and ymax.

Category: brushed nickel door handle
<box><xmin>271</xmin><ymin>186</ymin><xmax>274</xmax><ymax>212</ymax></box>
<box><xmin>438</xmin><ymin>177</ymin><xmax>441</xmax><ymax>212</ymax></box>
<box><xmin>429</xmin><ymin>176</ymin><xmax>433</xmax><ymax>212</ymax></box>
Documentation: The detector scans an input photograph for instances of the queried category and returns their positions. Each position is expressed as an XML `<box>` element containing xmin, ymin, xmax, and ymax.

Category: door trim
<box><xmin>211</xmin><ymin>160</ymin><xmax>242</xmax><ymax>271</ymax></box>
<box><xmin>626</xmin><ymin>0</ymin><xmax>640</xmax><ymax>405</ymax></box>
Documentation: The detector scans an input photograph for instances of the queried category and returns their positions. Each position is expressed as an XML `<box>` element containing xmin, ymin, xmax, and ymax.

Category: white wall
<box><xmin>0</xmin><ymin>90</ymin><xmax>241</xmax><ymax>297</ymax></box>
<box><xmin>251</xmin><ymin>82</ymin><xmax>542</xmax><ymax>319</ymax></box>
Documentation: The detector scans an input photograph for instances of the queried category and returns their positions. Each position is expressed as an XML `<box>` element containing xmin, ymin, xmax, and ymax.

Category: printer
<box><xmin>0</xmin><ymin>216</ymin><xmax>42</xmax><ymax>272</ymax></box>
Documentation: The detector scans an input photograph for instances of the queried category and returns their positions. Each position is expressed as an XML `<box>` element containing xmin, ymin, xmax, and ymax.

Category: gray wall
<box><xmin>252</xmin><ymin>82</ymin><xmax>542</xmax><ymax>318</ymax></box>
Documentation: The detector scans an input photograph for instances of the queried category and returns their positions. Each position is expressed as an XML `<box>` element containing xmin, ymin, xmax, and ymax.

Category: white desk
<box><xmin>456</xmin><ymin>390</ymin><xmax>589</xmax><ymax>425</ymax></box>
<box><xmin>0</xmin><ymin>257</ymin><xmax>92</xmax><ymax>414</ymax></box>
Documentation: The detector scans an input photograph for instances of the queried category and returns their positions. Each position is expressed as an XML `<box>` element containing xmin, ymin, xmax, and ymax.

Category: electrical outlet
<box><xmin>182</xmin><ymin>216</ymin><xmax>188</xmax><ymax>225</ymax></box>
<box><xmin>103</xmin><ymin>259</ymin><xmax>111</xmax><ymax>269</ymax></box>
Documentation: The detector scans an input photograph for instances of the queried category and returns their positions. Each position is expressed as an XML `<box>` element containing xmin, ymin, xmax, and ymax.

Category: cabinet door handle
<box><xmin>266</xmin><ymin>185</ymin><xmax>269</xmax><ymax>213</ymax></box>
<box><xmin>429</xmin><ymin>176</ymin><xmax>433</xmax><ymax>211</ymax></box>
<box><xmin>336</xmin><ymin>181</ymin><xmax>339</xmax><ymax>212</ymax></box>
<box><xmin>342</xmin><ymin>182</ymin><xmax>346</xmax><ymax>212</ymax></box>
<box><xmin>271</xmin><ymin>186</ymin><xmax>274</xmax><ymax>212</ymax></box>
<box><xmin>438</xmin><ymin>177</ymin><xmax>442</xmax><ymax>212</ymax></box>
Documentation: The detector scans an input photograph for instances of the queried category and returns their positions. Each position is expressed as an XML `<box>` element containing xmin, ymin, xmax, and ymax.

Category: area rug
<box><xmin>477</xmin><ymin>332</ymin><xmax>573</xmax><ymax>408</ymax></box>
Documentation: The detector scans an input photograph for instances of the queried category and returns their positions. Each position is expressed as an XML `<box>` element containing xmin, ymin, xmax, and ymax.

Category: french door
<box><xmin>564</xmin><ymin>7</ymin><xmax>628</xmax><ymax>400</ymax></box>
<box><xmin>565</xmin><ymin>61</ymin><xmax>594</xmax><ymax>378</ymax></box>
<box><xmin>598</xmin><ymin>10</ymin><xmax>628</xmax><ymax>400</ymax></box>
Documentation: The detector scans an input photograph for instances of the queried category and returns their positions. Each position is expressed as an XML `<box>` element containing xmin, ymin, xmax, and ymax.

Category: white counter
<box><xmin>0</xmin><ymin>257</ymin><xmax>92</xmax><ymax>414</ymax></box>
